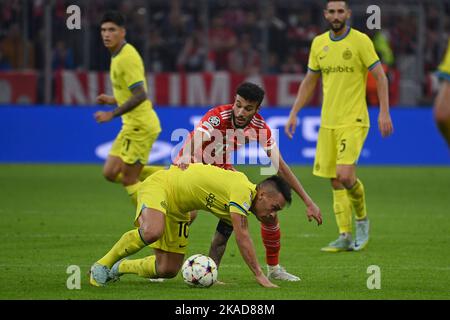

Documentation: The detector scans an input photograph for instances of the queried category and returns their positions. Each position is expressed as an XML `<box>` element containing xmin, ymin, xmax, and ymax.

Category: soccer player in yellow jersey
<box><xmin>285</xmin><ymin>0</ymin><xmax>394</xmax><ymax>252</ymax></box>
<box><xmin>434</xmin><ymin>39</ymin><xmax>450</xmax><ymax>147</ymax></box>
<box><xmin>90</xmin><ymin>164</ymin><xmax>291</xmax><ymax>288</ymax></box>
<box><xmin>94</xmin><ymin>12</ymin><xmax>162</xmax><ymax>205</ymax></box>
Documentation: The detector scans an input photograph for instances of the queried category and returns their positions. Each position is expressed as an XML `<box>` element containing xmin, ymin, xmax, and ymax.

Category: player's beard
<box><xmin>231</xmin><ymin>113</ymin><xmax>251</xmax><ymax>129</ymax></box>
<box><xmin>329</xmin><ymin>19</ymin><xmax>347</xmax><ymax>33</ymax></box>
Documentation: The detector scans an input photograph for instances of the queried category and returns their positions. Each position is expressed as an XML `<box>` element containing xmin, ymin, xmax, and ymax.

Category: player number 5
<box><xmin>340</xmin><ymin>139</ymin><xmax>347</xmax><ymax>153</ymax></box>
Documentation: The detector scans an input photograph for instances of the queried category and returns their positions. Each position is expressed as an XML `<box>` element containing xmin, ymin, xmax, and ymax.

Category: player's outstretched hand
<box><xmin>94</xmin><ymin>111</ymin><xmax>114</xmax><ymax>123</ymax></box>
<box><xmin>306</xmin><ymin>202</ymin><xmax>323</xmax><ymax>226</ymax></box>
<box><xmin>284</xmin><ymin>115</ymin><xmax>297</xmax><ymax>139</ymax></box>
<box><xmin>255</xmin><ymin>273</ymin><xmax>279</xmax><ymax>288</ymax></box>
<box><xmin>177</xmin><ymin>162</ymin><xmax>190</xmax><ymax>170</ymax></box>
<box><xmin>378</xmin><ymin>111</ymin><xmax>394</xmax><ymax>138</ymax></box>
<box><xmin>175</xmin><ymin>155</ymin><xmax>192</xmax><ymax>170</ymax></box>
<box><xmin>96</xmin><ymin>94</ymin><xmax>116</xmax><ymax>105</ymax></box>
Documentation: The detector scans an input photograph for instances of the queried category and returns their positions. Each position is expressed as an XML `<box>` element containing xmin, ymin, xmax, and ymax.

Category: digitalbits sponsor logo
<box><xmin>322</xmin><ymin>65</ymin><xmax>355</xmax><ymax>75</ymax></box>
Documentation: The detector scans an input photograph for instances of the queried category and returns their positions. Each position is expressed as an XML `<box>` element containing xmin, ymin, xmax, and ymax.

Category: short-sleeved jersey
<box><xmin>308</xmin><ymin>27</ymin><xmax>381</xmax><ymax>129</ymax></box>
<box><xmin>110</xmin><ymin>43</ymin><xmax>161</xmax><ymax>135</ymax></box>
<box><xmin>437</xmin><ymin>39</ymin><xmax>450</xmax><ymax>81</ymax></box>
<box><xmin>163</xmin><ymin>164</ymin><xmax>257</xmax><ymax>225</ymax></box>
<box><xmin>176</xmin><ymin>104</ymin><xmax>275</xmax><ymax>168</ymax></box>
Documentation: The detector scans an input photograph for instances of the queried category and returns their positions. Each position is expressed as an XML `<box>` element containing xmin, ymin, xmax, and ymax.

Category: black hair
<box><xmin>236</xmin><ymin>82</ymin><xmax>265</xmax><ymax>106</ymax></box>
<box><xmin>260</xmin><ymin>175</ymin><xmax>292</xmax><ymax>205</ymax></box>
<box><xmin>101</xmin><ymin>11</ymin><xmax>126</xmax><ymax>27</ymax></box>
<box><xmin>326</xmin><ymin>0</ymin><xmax>349</xmax><ymax>8</ymax></box>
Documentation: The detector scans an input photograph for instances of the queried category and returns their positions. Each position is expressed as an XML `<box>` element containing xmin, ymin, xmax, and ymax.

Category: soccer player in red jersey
<box><xmin>175</xmin><ymin>82</ymin><xmax>322</xmax><ymax>281</ymax></box>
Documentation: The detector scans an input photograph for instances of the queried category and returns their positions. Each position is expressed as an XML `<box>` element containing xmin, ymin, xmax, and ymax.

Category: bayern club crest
<box><xmin>208</xmin><ymin>116</ymin><xmax>221</xmax><ymax>127</ymax></box>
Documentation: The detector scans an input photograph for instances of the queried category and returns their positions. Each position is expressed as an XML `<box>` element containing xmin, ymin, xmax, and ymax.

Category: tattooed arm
<box><xmin>94</xmin><ymin>84</ymin><xmax>147</xmax><ymax>123</ymax></box>
<box><xmin>230</xmin><ymin>213</ymin><xmax>278</xmax><ymax>288</ymax></box>
<box><xmin>208</xmin><ymin>220</ymin><xmax>233</xmax><ymax>268</ymax></box>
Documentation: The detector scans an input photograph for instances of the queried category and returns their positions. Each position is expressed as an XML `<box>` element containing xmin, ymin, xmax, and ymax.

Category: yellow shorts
<box><xmin>134</xmin><ymin>170</ymin><xmax>190</xmax><ymax>254</ymax></box>
<box><xmin>109</xmin><ymin>127</ymin><xmax>159</xmax><ymax>165</ymax></box>
<box><xmin>313</xmin><ymin>126</ymin><xmax>369</xmax><ymax>178</ymax></box>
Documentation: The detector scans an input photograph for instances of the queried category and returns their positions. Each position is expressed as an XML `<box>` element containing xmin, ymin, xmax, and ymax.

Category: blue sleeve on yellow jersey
<box><xmin>308</xmin><ymin>38</ymin><xmax>321</xmax><ymax>73</ymax></box>
<box><xmin>368</xmin><ymin>60</ymin><xmax>381</xmax><ymax>71</ymax></box>
<box><xmin>229</xmin><ymin>201</ymin><xmax>249</xmax><ymax>216</ymax></box>
<box><xmin>117</xmin><ymin>47</ymin><xmax>146</xmax><ymax>92</ymax></box>
<box><xmin>359</xmin><ymin>33</ymin><xmax>381</xmax><ymax>70</ymax></box>
<box><xmin>128</xmin><ymin>81</ymin><xmax>144</xmax><ymax>90</ymax></box>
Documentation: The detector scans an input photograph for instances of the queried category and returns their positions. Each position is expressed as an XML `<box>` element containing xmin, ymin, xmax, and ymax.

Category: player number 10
<box><xmin>178</xmin><ymin>222</ymin><xmax>189</xmax><ymax>238</ymax></box>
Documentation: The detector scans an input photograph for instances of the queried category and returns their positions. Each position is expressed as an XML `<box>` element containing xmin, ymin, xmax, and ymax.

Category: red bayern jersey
<box><xmin>177</xmin><ymin>104</ymin><xmax>275</xmax><ymax>169</ymax></box>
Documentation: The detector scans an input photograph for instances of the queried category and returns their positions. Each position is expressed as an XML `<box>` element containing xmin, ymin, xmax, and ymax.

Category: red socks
<box><xmin>260</xmin><ymin>220</ymin><xmax>281</xmax><ymax>266</ymax></box>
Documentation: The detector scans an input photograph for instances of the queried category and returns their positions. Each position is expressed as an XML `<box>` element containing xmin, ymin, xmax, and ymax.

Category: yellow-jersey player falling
<box><xmin>285</xmin><ymin>0</ymin><xmax>394</xmax><ymax>252</ymax></box>
<box><xmin>94</xmin><ymin>11</ymin><xmax>162</xmax><ymax>205</ymax></box>
<box><xmin>434</xmin><ymin>39</ymin><xmax>450</xmax><ymax>147</ymax></box>
<box><xmin>90</xmin><ymin>164</ymin><xmax>293</xmax><ymax>288</ymax></box>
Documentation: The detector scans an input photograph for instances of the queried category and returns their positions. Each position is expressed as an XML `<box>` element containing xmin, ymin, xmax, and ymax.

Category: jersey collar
<box><xmin>329</xmin><ymin>26</ymin><xmax>351</xmax><ymax>42</ymax></box>
<box><xmin>249</xmin><ymin>186</ymin><xmax>258</xmax><ymax>215</ymax></box>
<box><xmin>112</xmin><ymin>41</ymin><xmax>127</xmax><ymax>57</ymax></box>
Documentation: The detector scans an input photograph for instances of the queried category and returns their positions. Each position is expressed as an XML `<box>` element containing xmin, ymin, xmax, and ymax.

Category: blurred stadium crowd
<box><xmin>0</xmin><ymin>0</ymin><xmax>449</xmax><ymax>105</ymax></box>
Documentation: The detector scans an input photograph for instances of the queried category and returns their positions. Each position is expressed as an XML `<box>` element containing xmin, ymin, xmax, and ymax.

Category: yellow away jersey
<box><xmin>110</xmin><ymin>43</ymin><xmax>161</xmax><ymax>134</ymax></box>
<box><xmin>308</xmin><ymin>27</ymin><xmax>381</xmax><ymax>128</ymax></box>
<box><xmin>438</xmin><ymin>39</ymin><xmax>450</xmax><ymax>81</ymax></box>
<box><xmin>165</xmin><ymin>164</ymin><xmax>257</xmax><ymax>225</ymax></box>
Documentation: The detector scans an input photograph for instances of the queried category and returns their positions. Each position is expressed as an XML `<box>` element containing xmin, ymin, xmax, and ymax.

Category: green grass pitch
<box><xmin>0</xmin><ymin>164</ymin><xmax>449</xmax><ymax>300</ymax></box>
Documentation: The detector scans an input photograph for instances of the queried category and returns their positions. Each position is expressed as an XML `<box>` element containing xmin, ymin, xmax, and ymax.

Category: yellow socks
<box><xmin>119</xmin><ymin>255</ymin><xmax>157</xmax><ymax>278</ymax></box>
<box><xmin>125</xmin><ymin>181</ymin><xmax>141</xmax><ymax>206</ymax></box>
<box><xmin>332</xmin><ymin>189</ymin><xmax>352</xmax><ymax>234</ymax></box>
<box><xmin>139</xmin><ymin>166</ymin><xmax>164</xmax><ymax>181</ymax></box>
<box><xmin>97</xmin><ymin>229</ymin><xmax>146</xmax><ymax>268</ymax></box>
<box><xmin>331</xmin><ymin>179</ymin><xmax>367</xmax><ymax>235</ymax></box>
<box><xmin>347</xmin><ymin>179</ymin><xmax>367</xmax><ymax>220</ymax></box>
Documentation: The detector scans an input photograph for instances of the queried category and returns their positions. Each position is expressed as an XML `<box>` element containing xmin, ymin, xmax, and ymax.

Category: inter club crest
<box><xmin>343</xmin><ymin>48</ymin><xmax>352</xmax><ymax>60</ymax></box>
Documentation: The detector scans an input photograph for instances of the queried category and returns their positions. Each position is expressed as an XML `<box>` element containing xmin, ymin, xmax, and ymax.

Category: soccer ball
<box><xmin>181</xmin><ymin>254</ymin><xmax>218</xmax><ymax>288</ymax></box>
